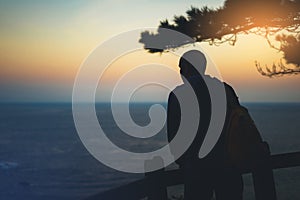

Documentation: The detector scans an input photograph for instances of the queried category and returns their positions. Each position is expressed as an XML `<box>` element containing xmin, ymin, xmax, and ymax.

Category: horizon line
<box><xmin>0</xmin><ymin>101</ymin><xmax>300</xmax><ymax>104</ymax></box>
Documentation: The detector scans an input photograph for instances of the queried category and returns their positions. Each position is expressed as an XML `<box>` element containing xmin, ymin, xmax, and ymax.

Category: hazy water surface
<box><xmin>0</xmin><ymin>103</ymin><xmax>299</xmax><ymax>200</ymax></box>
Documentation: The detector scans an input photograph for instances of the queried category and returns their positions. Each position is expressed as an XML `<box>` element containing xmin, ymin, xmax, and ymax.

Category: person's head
<box><xmin>179</xmin><ymin>50</ymin><xmax>207</xmax><ymax>78</ymax></box>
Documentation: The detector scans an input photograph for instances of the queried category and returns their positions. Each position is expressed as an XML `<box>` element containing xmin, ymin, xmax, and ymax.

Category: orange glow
<box><xmin>0</xmin><ymin>1</ymin><xmax>299</xmax><ymax>102</ymax></box>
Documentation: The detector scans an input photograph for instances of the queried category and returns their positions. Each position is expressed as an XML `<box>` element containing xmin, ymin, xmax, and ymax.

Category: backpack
<box><xmin>224</xmin><ymin>105</ymin><xmax>268</xmax><ymax>170</ymax></box>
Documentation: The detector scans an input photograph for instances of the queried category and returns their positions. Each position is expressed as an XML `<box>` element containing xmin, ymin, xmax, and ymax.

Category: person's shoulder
<box><xmin>204</xmin><ymin>75</ymin><xmax>234</xmax><ymax>90</ymax></box>
<box><xmin>171</xmin><ymin>84</ymin><xmax>185</xmax><ymax>93</ymax></box>
<box><xmin>223</xmin><ymin>82</ymin><xmax>238</xmax><ymax>96</ymax></box>
<box><xmin>223</xmin><ymin>82</ymin><xmax>234</xmax><ymax>90</ymax></box>
<box><xmin>203</xmin><ymin>75</ymin><xmax>222</xmax><ymax>83</ymax></box>
<box><xmin>201</xmin><ymin>75</ymin><xmax>224</xmax><ymax>88</ymax></box>
<box><xmin>222</xmin><ymin>82</ymin><xmax>240</xmax><ymax>105</ymax></box>
<box><xmin>168</xmin><ymin>84</ymin><xmax>184</xmax><ymax>98</ymax></box>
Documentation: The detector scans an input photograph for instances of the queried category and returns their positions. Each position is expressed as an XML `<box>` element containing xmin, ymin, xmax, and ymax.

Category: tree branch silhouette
<box><xmin>139</xmin><ymin>0</ymin><xmax>300</xmax><ymax>77</ymax></box>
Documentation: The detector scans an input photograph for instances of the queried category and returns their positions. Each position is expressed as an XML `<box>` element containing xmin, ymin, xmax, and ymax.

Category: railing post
<box><xmin>144</xmin><ymin>156</ymin><xmax>168</xmax><ymax>200</ymax></box>
<box><xmin>85</xmin><ymin>151</ymin><xmax>300</xmax><ymax>200</ymax></box>
<box><xmin>252</xmin><ymin>143</ymin><xmax>277</xmax><ymax>200</ymax></box>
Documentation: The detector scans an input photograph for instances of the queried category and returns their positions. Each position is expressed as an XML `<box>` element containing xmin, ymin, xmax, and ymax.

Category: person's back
<box><xmin>167</xmin><ymin>50</ymin><xmax>243</xmax><ymax>200</ymax></box>
<box><xmin>167</xmin><ymin>74</ymin><xmax>212</xmax><ymax>166</ymax></box>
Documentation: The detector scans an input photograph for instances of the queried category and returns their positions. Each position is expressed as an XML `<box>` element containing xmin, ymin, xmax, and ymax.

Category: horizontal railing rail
<box><xmin>85</xmin><ymin>151</ymin><xmax>300</xmax><ymax>200</ymax></box>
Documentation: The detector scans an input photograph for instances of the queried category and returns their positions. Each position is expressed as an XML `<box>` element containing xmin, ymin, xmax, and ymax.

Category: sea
<box><xmin>0</xmin><ymin>102</ymin><xmax>299</xmax><ymax>200</ymax></box>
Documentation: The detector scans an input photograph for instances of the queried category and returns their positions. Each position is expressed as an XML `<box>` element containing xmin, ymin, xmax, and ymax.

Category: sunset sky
<box><xmin>0</xmin><ymin>0</ymin><xmax>299</xmax><ymax>102</ymax></box>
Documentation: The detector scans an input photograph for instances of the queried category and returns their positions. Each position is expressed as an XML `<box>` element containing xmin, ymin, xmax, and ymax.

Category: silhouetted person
<box><xmin>167</xmin><ymin>50</ymin><xmax>243</xmax><ymax>200</ymax></box>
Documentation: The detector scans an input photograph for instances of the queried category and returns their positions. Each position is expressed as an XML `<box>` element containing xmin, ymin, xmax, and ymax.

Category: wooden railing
<box><xmin>85</xmin><ymin>151</ymin><xmax>300</xmax><ymax>200</ymax></box>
